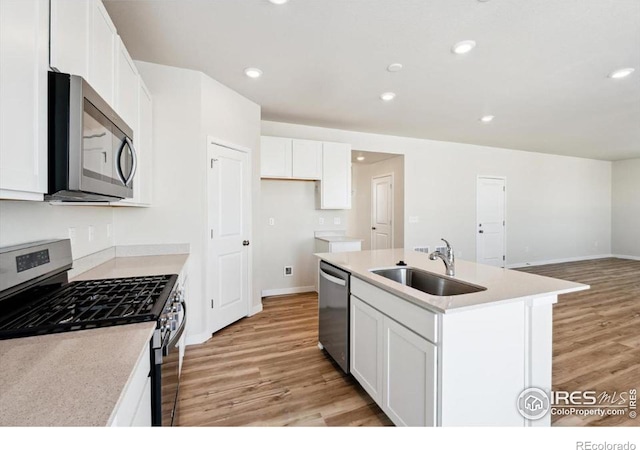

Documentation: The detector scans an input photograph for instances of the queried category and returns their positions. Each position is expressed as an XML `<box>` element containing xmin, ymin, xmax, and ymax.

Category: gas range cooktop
<box><xmin>0</xmin><ymin>240</ymin><xmax>178</xmax><ymax>341</ymax></box>
<box><xmin>0</xmin><ymin>275</ymin><xmax>177</xmax><ymax>340</ymax></box>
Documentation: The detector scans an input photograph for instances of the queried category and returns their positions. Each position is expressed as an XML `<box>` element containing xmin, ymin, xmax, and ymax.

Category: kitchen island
<box><xmin>316</xmin><ymin>249</ymin><xmax>589</xmax><ymax>427</ymax></box>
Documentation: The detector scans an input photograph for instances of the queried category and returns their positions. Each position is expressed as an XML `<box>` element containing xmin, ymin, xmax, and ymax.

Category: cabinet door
<box><xmin>291</xmin><ymin>139</ymin><xmax>322</xmax><ymax>179</ymax></box>
<box><xmin>88</xmin><ymin>0</ymin><xmax>116</xmax><ymax>106</ymax></box>
<box><xmin>49</xmin><ymin>0</ymin><xmax>89</xmax><ymax>78</ymax></box>
<box><xmin>114</xmin><ymin>36</ymin><xmax>139</xmax><ymax>132</ymax></box>
<box><xmin>383</xmin><ymin>316</ymin><xmax>437</xmax><ymax>426</ymax></box>
<box><xmin>260</xmin><ymin>136</ymin><xmax>292</xmax><ymax>178</ymax></box>
<box><xmin>350</xmin><ymin>296</ymin><xmax>384</xmax><ymax>403</ymax></box>
<box><xmin>320</xmin><ymin>142</ymin><xmax>351</xmax><ymax>209</ymax></box>
<box><xmin>0</xmin><ymin>0</ymin><xmax>48</xmax><ymax>200</ymax></box>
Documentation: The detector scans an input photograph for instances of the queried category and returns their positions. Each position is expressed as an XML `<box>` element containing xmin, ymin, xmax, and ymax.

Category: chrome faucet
<box><xmin>429</xmin><ymin>238</ymin><xmax>455</xmax><ymax>276</ymax></box>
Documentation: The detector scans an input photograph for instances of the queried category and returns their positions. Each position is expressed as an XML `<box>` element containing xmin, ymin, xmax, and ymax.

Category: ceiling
<box><xmin>104</xmin><ymin>0</ymin><xmax>640</xmax><ymax>161</ymax></box>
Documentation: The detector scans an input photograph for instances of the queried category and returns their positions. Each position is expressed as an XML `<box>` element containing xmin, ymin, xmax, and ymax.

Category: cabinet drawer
<box><xmin>351</xmin><ymin>277</ymin><xmax>437</xmax><ymax>344</ymax></box>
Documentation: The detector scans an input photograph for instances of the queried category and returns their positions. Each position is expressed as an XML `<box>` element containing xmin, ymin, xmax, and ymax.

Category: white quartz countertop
<box><xmin>316</xmin><ymin>249</ymin><xmax>589</xmax><ymax>313</ymax></box>
<box><xmin>315</xmin><ymin>236</ymin><xmax>364</xmax><ymax>243</ymax></box>
<box><xmin>0</xmin><ymin>322</ymin><xmax>155</xmax><ymax>426</ymax></box>
<box><xmin>72</xmin><ymin>253</ymin><xmax>189</xmax><ymax>281</ymax></box>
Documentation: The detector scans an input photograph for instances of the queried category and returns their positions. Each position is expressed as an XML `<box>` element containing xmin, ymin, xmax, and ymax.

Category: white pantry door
<box><xmin>208</xmin><ymin>141</ymin><xmax>250</xmax><ymax>334</ymax></box>
<box><xmin>371</xmin><ymin>174</ymin><xmax>393</xmax><ymax>250</ymax></box>
<box><xmin>476</xmin><ymin>177</ymin><xmax>506</xmax><ymax>267</ymax></box>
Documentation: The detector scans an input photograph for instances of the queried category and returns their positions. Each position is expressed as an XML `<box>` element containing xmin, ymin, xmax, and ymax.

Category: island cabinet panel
<box><xmin>383</xmin><ymin>316</ymin><xmax>437</xmax><ymax>426</ymax></box>
<box><xmin>110</xmin><ymin>341</ymin><xmax>151</xmax><ymax>427</ymax></box>
<box><xmin>439</xmin><ymin>301</ymin><xmax>526</xmax><ymax>426</ymax></box>
<box><xmin>350</xmin><ymin>296</ymin><xmax>384</xmax><ymax>403</ymax></box>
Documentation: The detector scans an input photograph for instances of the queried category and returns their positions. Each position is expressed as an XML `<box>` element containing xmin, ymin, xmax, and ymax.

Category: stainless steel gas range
<box><xmin>0</xmin><ymin>239</ymin><xmax>186</xmax><ymax>426</ymax></box>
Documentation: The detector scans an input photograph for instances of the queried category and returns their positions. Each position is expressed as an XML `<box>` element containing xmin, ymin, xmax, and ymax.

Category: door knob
<box><xmin>371</xmin><ymin>227</ymin><xmax>376</xmax><ymax>230</ymax></box>
<box><xmin>479</xmin><ymin>230</ymin><xmax>484</xmax><ymax>234</ymax></box>
<box><xmin>242</xmin><ymin>240</ymin><xmax>250</xmax><ymax>246</ymax></box>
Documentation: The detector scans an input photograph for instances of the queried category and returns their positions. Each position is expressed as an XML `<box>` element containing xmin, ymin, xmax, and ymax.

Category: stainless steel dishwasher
<box><xmin>318</xmin><ymin>261</ymin><xmax>350</xmax><ymax>373</ymax></box>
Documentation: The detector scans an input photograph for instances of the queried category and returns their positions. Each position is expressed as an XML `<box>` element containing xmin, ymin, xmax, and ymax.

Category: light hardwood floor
<box><xmin>518</xmin><ymin>257</ymin><xmax>640</xmax><ymax>426</ymax></box>
<box><xmin>177</xmin><ymin>258</ymin><xmax>639</xmax><ymax>427</ymax></box>
<box><xmin>176</xmin><ymin>291</ymin><xmax>392</xmax><ymax>426</ymax></box>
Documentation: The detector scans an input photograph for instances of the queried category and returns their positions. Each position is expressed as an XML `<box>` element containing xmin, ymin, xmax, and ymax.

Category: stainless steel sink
<box><xmin>370</xmin><ymin>267</ymin><xmax>487</xmax><ymax>296</ymax></box>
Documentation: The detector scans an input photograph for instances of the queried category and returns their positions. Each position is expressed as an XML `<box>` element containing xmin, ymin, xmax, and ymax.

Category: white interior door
<box><xmin>477</xmin><ymin>177</ymin><xmax>506</xmax><ymax>267</ymax></box>
<box><xmin>208</xmin><ymin>141</ymin><xmax>250</xmax><ymax>334</ymax></box>
<box><xmin>371</xmin><ymin>174</ymin><xmax>393</xmax><ymax>250</ymax></box>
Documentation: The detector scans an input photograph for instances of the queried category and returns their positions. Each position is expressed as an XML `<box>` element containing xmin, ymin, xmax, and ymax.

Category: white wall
<box><xmin>0</xmin><ymin>202</ymin><xmax>114</xmax><ymax>259</ymax></box>
<box><xmin>348</xmin><ymin>156</ymin><xmax>404</xmax><ymax>250</ymax></box>
<box><xmin>612</xmin><ymin>158</ymin><xmax>640</xmax><ymax>258</ymax></box>
<box><xmin>113</xmin><ymin>62</ymin><xmax>261</xmax><ymax>343</ymax></box>
<box><xmin>260</xmin><ymin>179</ymin><xmax>348</xmax><ymax>293</ymax></box>
<box><xmin>262</xmin><ymin>120</ymin><xmax>612</xmax><ymax>266</ymax></box>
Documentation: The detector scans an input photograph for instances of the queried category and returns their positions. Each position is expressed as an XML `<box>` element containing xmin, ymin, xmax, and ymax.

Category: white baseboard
<box><xmin>261</xmin><ymin>285</ymin><xmax>316</xmax><ymax>297</ymax></box>
<box><xmin>249</xmin><ymin>303</ymin><xmax>263</xmax><ymax>316</ymax></box>
<box><xmin>185</xmin><ymin>331</ymin><xmax>212</xmax><ymax>346</ymax></box>
<box><xmin>613</xmin><ymin>254</ymin><xmax>640</xmax><ymax>261</ymax></box>
<box><xmin>507</xmin><ymin>254</ymin><xmax>613</xmax><ymax>269</ymax></box>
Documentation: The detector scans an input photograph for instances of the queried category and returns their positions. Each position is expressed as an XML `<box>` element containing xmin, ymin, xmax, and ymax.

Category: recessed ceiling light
<box><xmin>608</xmin><ymin>68</ymin><xmax>635</xmax><ymax>79</ymax></box>
<box><xmin>244</xmin><ymin>67</ymin><xmax>263</xmax><ymax>79</ymax></box>
<box><xmin>268</xmin><ymin>0</ymin><xmax>289</xmax><ymax>4</ymax></box>
<box><xmin>452</xmin><ymin>40</ymin><xmax>477</xmax><ymax>55</ymax></box>
<box><xmin>356</xmin><ymin>156</ymin><xmax>365</xmax><ymax>161</ymax></box>
<box><xmin>380</xmin><ymin>92</ymin><xmax>396</xmax><ymax>102</ymax></box>
<box><xmin>387</xmin><ymin>63</ymin><xmax>403</xmax><ymax>72</ymax></box>
<box><xmin>480</xmin><ymin>115</ymin><xmax>495</xmax><ymax>123</ymax></box>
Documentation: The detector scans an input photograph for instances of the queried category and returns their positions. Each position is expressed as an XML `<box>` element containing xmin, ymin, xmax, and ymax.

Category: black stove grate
<box><xmin>0</xmin><ymin>274</ymin><xmax>177</xmax><ymax>339</ymax></box>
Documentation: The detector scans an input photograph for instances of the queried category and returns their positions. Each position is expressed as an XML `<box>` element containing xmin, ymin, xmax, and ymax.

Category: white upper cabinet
<box><xmin>0</xmin><ymin>0</ymin><xmax>49</xmax><ymax>200</ymax></box>
<box><xmin>320</xmin><ymin>142</ymin><xmax>351</xmax><ymax>209</ymax></box>
<box><xmin>260</xmin><ymin>136</ymin><xmax>292</xmax><ymax>178</ymax></box>
<box><xmin>88</xmin><ymin>0</ymin><xmax>116</xmax><ymax>107</ymax></box>
<box><xmin>291</xmin><ymin>139</ymin><xmax>322</xmax><ymax>180</ymax></box>
<box><xmin>49</xmin><ymin>0</ymin><xmax>89</xmax><ymax>78</ymax></box>
<box><xmin>114</xmin><ymin>36</ymin><xmax>139</xmax><ymax>132</ymax></box>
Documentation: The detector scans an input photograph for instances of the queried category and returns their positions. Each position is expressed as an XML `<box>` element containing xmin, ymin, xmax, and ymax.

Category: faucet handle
<box><xmin>441</xmin><ymin>238</ymin><xmax>451</xmax><ymax>250</ymax></box>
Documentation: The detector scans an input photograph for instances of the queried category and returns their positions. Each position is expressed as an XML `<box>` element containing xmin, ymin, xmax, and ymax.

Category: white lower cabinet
<box><xmin>383</xmin><ymin>316</ymin><xmax>436</xmax><ymax>426</ymax></box>
<box><xmin>350</xmin><ymin>296</ymin><xmax>383</xmax><ymax>403</ymax></box>
<box><xmin>351</xmin><ymin>295</ymin><xmax>436</xmax><ymax>426</ymax></box>
<box><xmin>110</xmin><ymin>341</ymin><xmax>151</xmax><ymax>427</ymax></box>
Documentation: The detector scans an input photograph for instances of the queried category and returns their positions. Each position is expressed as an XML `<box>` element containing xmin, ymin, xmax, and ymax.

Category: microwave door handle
<box><xmin>124</xmin><ymin>137</ymin><xmax>138</xmax><ymax>187</ymax></box>
<box><xmin>115</xmin><ymin>139</ymin><xmax>127</xmax><ymax>185</ymax></box>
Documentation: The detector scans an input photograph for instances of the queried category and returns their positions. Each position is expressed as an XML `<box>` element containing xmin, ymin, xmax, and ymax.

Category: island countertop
<box><xmin>315</xmin><ymin>249</ymin><xmax>589</xmax><ymax>313</ymax></box>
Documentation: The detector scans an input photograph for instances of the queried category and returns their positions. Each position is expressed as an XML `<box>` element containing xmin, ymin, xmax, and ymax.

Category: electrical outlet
<box><xmin>413</xmin><ymin>246</ymin><xmax>430</xmax><ymax>254</ymax></box>
<box><xmin>524</xmin><ymin>246</ymin><xmax>530</xmax><ymax>253</ymax></box>
<box><xmin>435</xmin><ymin>246</ymin><xmax>447</xmax><ymax>254</ymax></box>
<box><xmin>319</xmin><ymin>217</ymin><xmax>324</xmax><ymax>225</ymax></box>
<box><xmin>269</xmin><ymin>218</ymin><xmax>275</xmax><ymax>226</ymax></box>
<box><xmin>68</xmin><ymin>227</ymin><xmax>76</xmax><ymax>244</ymax></box>
<box><xmin>333</xmin><ymin>217</ymin><xmax>341</xmax><ymax>225</ymax></box>
<box><xmin>106</xmin><ymin>224</ymin><xmax>112</xmax><ymax>239</ymax></box>
<box><xmin>88</xmin><ymin>226</ymin><xmax>95</xmax><ymax>242</ymax></box>
<box><xmin>284</xmin><ymin>266</ymin><xmax>293</xmax><ymax>277</ymax></box>
<box><xmin>409</xmin><ymin>216</ymin><xmax>419</xmax><ymax>224</ymax></box>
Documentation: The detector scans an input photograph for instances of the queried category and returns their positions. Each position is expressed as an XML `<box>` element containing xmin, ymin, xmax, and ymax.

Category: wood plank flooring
<box><xmin>177</xmin><ymin>257</ymin><xmax>639</xmax><ymax>427</ymax></box>
<box><xmin>176</xmin><ymin>291</ymin><xmax>392</xmax><ymax>426</ymax></box>
<box><xmin>517</xmin><ymin>258</ymin><xmax>640</xmax><ymax>426</ymax></box>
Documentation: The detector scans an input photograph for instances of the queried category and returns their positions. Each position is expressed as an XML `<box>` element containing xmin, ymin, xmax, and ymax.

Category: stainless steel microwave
<box><xmin>47</xmin><ymin>72</ymin><xmax>137</xmax><ymax>201</ymax></box>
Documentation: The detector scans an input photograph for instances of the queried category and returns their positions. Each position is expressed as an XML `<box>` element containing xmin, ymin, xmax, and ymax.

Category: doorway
<box><xmin>476</xmin><ymin>176</ymin><xmax>506</xmax><ymax>267</ymax></box>
<box><xmin>348</xmin><ymin>151</ymin><xmax>404</xmax><ymax>250</ymax></box>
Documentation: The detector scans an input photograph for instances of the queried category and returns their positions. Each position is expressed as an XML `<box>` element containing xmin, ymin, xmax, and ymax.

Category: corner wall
<box><xmin>612</xmin><ymin>158</ymin><xmax>640</xmax><ymax>258</ymax></box>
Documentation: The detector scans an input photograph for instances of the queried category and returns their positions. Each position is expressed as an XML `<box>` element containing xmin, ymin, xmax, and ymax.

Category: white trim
<box><xmin>477</xmin><ymin>175</ymin><xmax>507</xmax><ymax>267</ymax></box>
<box><xmin>371</xmin><ymin>172</ymin><xmax>394</xmax><ymax>250</ymax></box>
<box><xmin>261</xmin><ymin>285</ymin><xmax>316</xmax><ymax>297</ymax></box>
<box><xmin>0</xmin><ymin>189</ymin><xmax>44</xmax><ymax>201</ymax></box>
<box><xmin>207</xmin><ymin>136</ymin><xmax>252</xmax><ymax>154</ymax></box>
<box><xmin>185</xmin><ymin>332</ymin><xmax>212</xmax><ymax>346</ymax></box>
<box><xmin>249</xmin><ymin>303</ymin><xmax>263</xmax><ymax>316</ymax></box>
<box><xmin>612</xmin><ymin>254</ymin><xmax>640</xmax><ymax>261</ymax></box>
<box><xmin>507</xmin><ymin>254</ymin><xmax>613</xmax><ymax>269</ymax></box>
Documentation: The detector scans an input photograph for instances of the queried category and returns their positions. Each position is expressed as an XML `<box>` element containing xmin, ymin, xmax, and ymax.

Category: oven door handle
<box><xmin>162</xmin><ymin>301</ymin><xmax>187</xmax><ymax>356</ymax></box>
